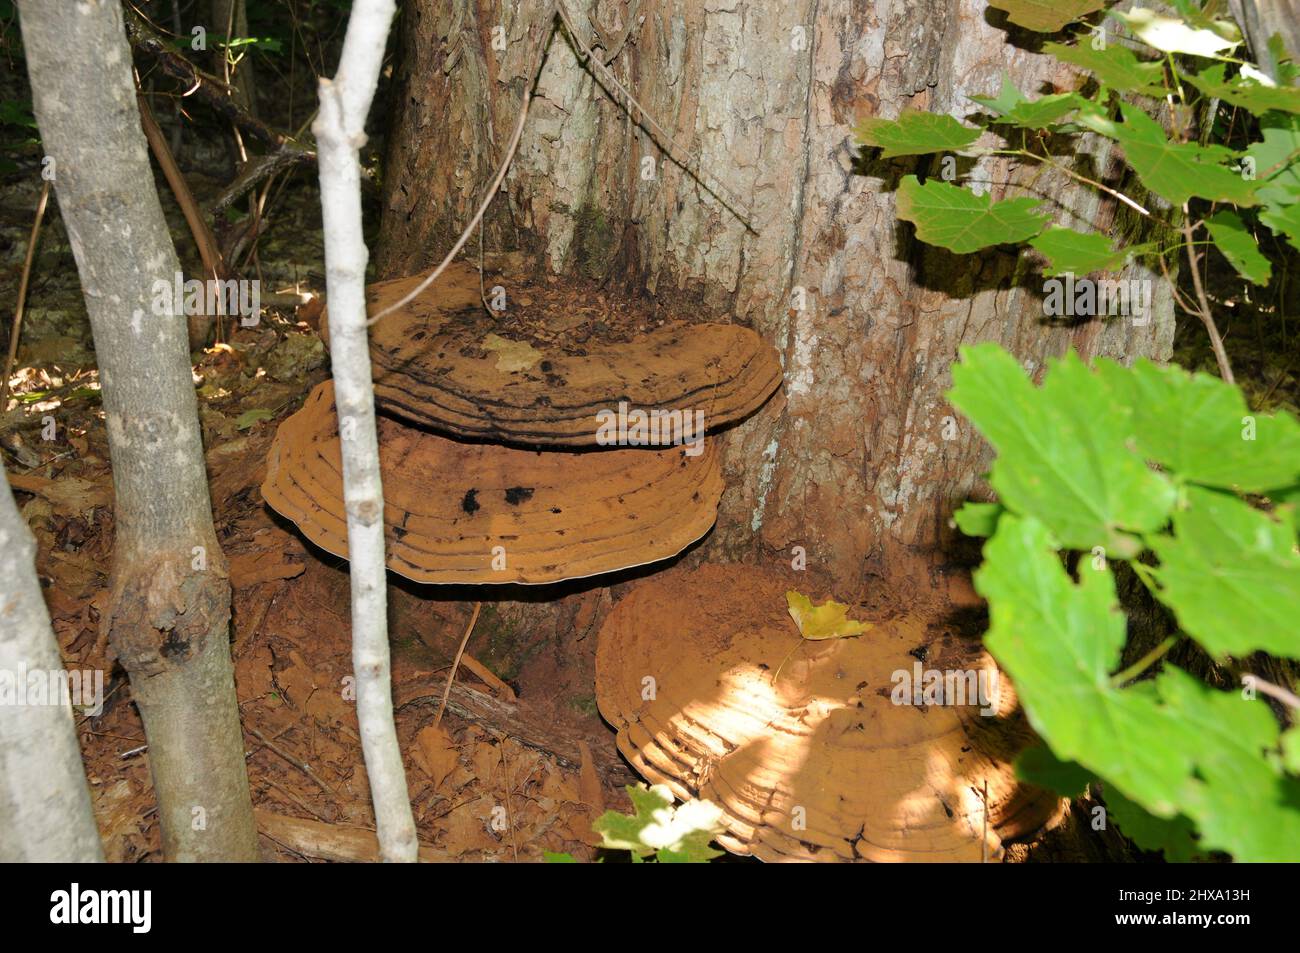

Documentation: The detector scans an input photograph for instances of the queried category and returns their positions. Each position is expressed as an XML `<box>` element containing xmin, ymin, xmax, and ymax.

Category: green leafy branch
<box><xmin>947</xmin><ymin>343</ymin><xmax>1300</xmax><ymax>861</ymax></box>
<box><xmin>855</xmin><ymin>2</ymin><xmax>1300</xmax><ymax>385</ymax></box>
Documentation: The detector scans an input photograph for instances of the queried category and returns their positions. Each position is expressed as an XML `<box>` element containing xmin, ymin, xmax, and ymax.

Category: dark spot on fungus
<box><xmin>461</xmin><ymin>489</ymin><xmax>480</xmax><ymax>514</ymax></box>
<box><xmin>909</xmin><ymin>645</ymin><xmax>928</xmax><ymax>662</ymax></box>
<box><xmin>504</xmin><ymin>486</ymin><xmax>535</xmax><ymax>505</ymax></box>
<box><xmin>540</xmin><ymin>360</ymin><xmax>553</xmax><ymax>372</ymax></box>
<box><xmin>160</xmin><ymin>630</ymin><xmax>191</xmax><ymax>659</ymax></box>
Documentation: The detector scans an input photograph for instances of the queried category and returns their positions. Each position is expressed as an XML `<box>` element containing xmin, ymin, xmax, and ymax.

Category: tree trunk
<box><xmin>378</xmin><ymin>0</ymin><xmax>1173</xmax><ymax>591</ymax></box>
<box><xmin>19</xmin><ymin>0</ymin><xmax>259</xmax><ymax>862</ymax></box>
<box><xmin>1229</xmin><ymin>0</ymin><xmax>1300</xmax><ymax>81</ymax></box>
<box><xmin>0</xmin><ymin>461</ymin><xmax>104</xmax><ymax>863</ymax></box>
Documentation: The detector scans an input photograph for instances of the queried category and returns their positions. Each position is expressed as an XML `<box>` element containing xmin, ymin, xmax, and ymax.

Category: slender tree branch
<box><xmin>368</xmin><ymin>22</ymin><xmax>546</xmax><ymax>326</ymax></box>
<box><xmin>992</xmin><ymin>148</ymin><xmax>1151</xmax><ymax>217</ymax></box>
<box><xmin>435</xmin><ymin>603</ymin><xmax>483</xmax><ymax>727</ymax></box>
<box><xmin>554</xmin><ymin>1</ymin><xmax>754</xmax><ymax>231</ymax></box>
<box><xmin>1157</xmin><ymin>253</ymin><xmax>1200</xmax><ymax>316</ymax></box>
<box><xmin>124</xmin><ymin>6</ymin><xmax>303</xmax><ymax>152</ymax></box>
<box><xmin>1</xmin><ymin>179</ymin><xmax>50</xmax><ymax>409</ymax></box>
<box><xmin>314</xmin><ymin>0</ymin><xmax>416</xmax><ymax>863</ymax></box>
<box><xmin>1180</xmin><ymin>203</ymin><xmax>1235</xmax><ymax>383</ymax></box>
<box><xmin>1111</xmin><ymin>636</ymin><xmax>1177</xmax><ymax>688</ymax></box>
<box><xmin>137</xmin><ymin>92</ymin><xmax>228</xmax><ymax>285</ymax></box>
<box><xmin>1242</xmin><ymin>674</ymin><xmax>1300</xmax><ymax>710</ymax></box>
<box><xmin>205</xmin><ymin>145</ymin><xmax>315</xmax><ymax>218</ymax></box>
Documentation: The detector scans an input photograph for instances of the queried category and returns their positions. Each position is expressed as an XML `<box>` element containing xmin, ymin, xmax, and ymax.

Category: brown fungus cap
<box><xmin>595</xmin><ymin>563</ymin><xmax>1065</xmax><ymax>862</ymax></box>
<box><xmin>323</xmin><ymin>263</ymin><xmax>782</xmax><ymax>445</ymax></box>
<box><xmin>262</xmin><ymin>381</ymin><xmax>724</xmax><ymax>585</ymax></box>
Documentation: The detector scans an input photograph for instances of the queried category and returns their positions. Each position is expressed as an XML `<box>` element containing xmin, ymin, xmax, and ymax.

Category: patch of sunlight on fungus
<box><xmin>596</xmin><ymin>563</ymin><xmax>1066</xmax><ymax>862</ymax></box>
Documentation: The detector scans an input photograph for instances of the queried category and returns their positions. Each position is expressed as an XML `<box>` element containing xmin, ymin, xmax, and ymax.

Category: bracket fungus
<box><xmin>326</xmin><ymin>263</ymin><xmax>783</xmax><ymax>445</ymax></box>
<box><xmin>595</xmin><ymin>564</ymin><xmax>1064</xmax><ymax>862</ymax></box>
<box><xmin>262</xmin><ymin>381</ymin><xmax>724</xmax><ymax>584</ymax></box>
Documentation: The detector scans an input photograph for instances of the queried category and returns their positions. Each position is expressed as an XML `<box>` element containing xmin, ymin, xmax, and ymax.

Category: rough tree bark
<box><xmin>315</xmin><ymin>0</ymin><xmax>419</xmax><ymax>863</ymax></box>
<box><xmin>0</xmin><ymin>461</ymin><xmax>104</xmax><ymax>863</ymax></box>
<box><xmin>19</xmin><ymin>0</ymin><xmax>258</xmax><ymax>862</ymax></box>
<box><xmin>1229</xmin><ymin>0</ymin><xmax>1300</xmax><ymax>81</ymax></box>
<box><xmin>378</xmin><ymin>0</ymin><xmax>1174</xmax><ymax>593</ymax></box>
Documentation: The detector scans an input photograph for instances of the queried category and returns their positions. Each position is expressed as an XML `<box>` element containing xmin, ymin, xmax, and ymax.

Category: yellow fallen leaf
<box><xmin>482</xmin><ymin>333</ymin><xmax>542</xmax><ymax>372</ymax></box>
<box><xmin>785</xmin><ymin>590</ymin><xmax>871</xmax><ymax>640</ymax></box>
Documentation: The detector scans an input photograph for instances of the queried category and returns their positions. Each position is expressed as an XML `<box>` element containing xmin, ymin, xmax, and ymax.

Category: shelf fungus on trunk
<box><xmin>595</xmin><ymin>563</ymin><xmax>1066</xmax><ymax>862</ymax></box>
<box><xmin>262</xmin><ymin>381</ymin><xmax>724</xmax><ymax>584</ymax></box>
<box><xmin>322</xmin><ymin>263</ymin><xmax>783</xmax><ymax>446</ymax></box>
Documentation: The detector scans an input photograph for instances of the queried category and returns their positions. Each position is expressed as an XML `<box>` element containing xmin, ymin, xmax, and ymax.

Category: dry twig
<box><xmin>435</xmin><ymin>602</ymin><xmax>482</xmax><ymax>727</ymax></box>
<box><xmin>1</xmin><ymin>179</ymin><xmax>51</xmax><ymax>408</ymax></box>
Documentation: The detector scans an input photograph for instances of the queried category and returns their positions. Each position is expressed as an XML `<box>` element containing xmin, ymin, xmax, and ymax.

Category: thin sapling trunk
<box><xmin>314</xmin><ymin>0</ymin><xmax>418</xmax><ymax>862</ymax></box>
<box><xmin>0</xmin><ymin>460</ymin><xmax>104</xmax><ymax>862</ymax></box>
<box><xmin>18</xmin><ymin>0</ymin><xmax>258</xmax><ymax>862</ymax></box>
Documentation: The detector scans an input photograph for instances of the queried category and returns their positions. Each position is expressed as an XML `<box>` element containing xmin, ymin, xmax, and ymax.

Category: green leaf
<box><xmin>948</xmin><ymin>345</ymin><xmax>1176</xmax><ymax>555</ymax></box>
<box><xmin>1095</xmin><ymin>358</ymin><xmax>1300</xmax><ymax>492</ymax></box>
<box><xmin>1146</xmin><ymin>666</ymin><xmax>1300</xmax><ymax>862</ymax></box>
<box><xmin>968</xmin><ymin>72</ymin><xmax>1026</xmax><ymax>116</ymax></box>
<box><xmin>1184</xmin><ymin>63</ymin><xmax>1300</xmax><ymax>116</ymax></box>
<box><xmin>0</xmin><ymin>98</ymin><xmax>37</xmax><ymax>128</ymax></box>
<box><xmin>543</xmin><ymin>851</ymin><xmax>578</xmax><ymax>863</ymax></box>
<box><xmin>1105</xmin><ymin>786</ymin><xmax>1200</xmax><ymax>861</ymax></box>
<box><xmin>977</xmin><ymin>515</ymin><xmax>1188</xmax><ymax>809</ymax></box>
<box><xmin>976</xmin><ymin>514</ymin><xmax>1300</xmax><ymax>860</ymax></box>
<box><xmin>1028</xmin><ymin>226</ymin><xmax>1136</xmax><ymax>275</ymax></box>
<box><xmin>953</xmin><ymin>501</ymin><xmax>1004</xmax><ymax>538</ymax></box>
<box><xmin>1204</xmin><ymin>209</ymin><xmax>1273</xmax><ymax>284</ymax></box>
<box><xmin>987</xmin><ymin>0</ymin><xmax>1106</xmax><ymax>33</ymax></box>
<box><xmin>1260</xmin><ymin>197</ymin><xmax>1300</xmax><ymax>253</ymax></box>
<box><xmin>1110</xmin><ymin>9</ymin><xmax>1240</xmax><ymax>58</ymax></box>
<box><xmin>654</xmin><ymin>849</ymin><xmax>694</xmax><ymax>863</ymax></box>
<box><xmin>593</xmin><ymin>786</ymin><xmax>724</xmax><ymax>862</ymax></box>
<box><xmin>854</xmin><ymin>110</ymin><xmax>980</xmax><ymax>158</ymax></box>
<box><xmin>1043</xmin><ymin>41</ymin><xmax>1167</xmax><ymax>95</ymax></box>
<box><xmin>1112</xmin><ymin>103</ymin><xmax>1259</xmax><ymax>207</ymax></box>
<box><xmin>971</xmin><ymin>74</ymin><xmax>1085</xmax><ymax>129</ymax></box>
<box><xmin>1282</xmin><ymin>728</ymin><xmax>1300</xmax><ymax>775</ymax></box>
<box><xmin>895</xmin><ymin>176</ymin><xmax>1049</xmax><ymax>253</ymax></box>
<box><xmin>234</xmin><ymin>408</ymin><xmax>274</xmax><ymax>430</ymax></box>
<box><xmin>785</xmin><ymin>590</ymin><xmax>871</xmax><ymax>640</ymax></box>
<box><xmin>1001</xmin><ymin>94</ymin><xmax>1086</xmax><ymax>130</ymax></box>
<box><xmin>1244</xmin><ymin>113</ymin><xmax>1300</xmax><ymax>219</ymax></box>
<box><xmin>1148</xmin><ymin>486</ymin><xmax>1300</xmax><ymax>659</ymax></box>
<box><xmin>1015</xmin><ymin>745</ymin><xmax>1093</xmax><ymax>797</ymax></box>
<box><xmin>1268</xmin><ymin>33</ymin><xmax>1300</xmax><ymax>86</ymax></box>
